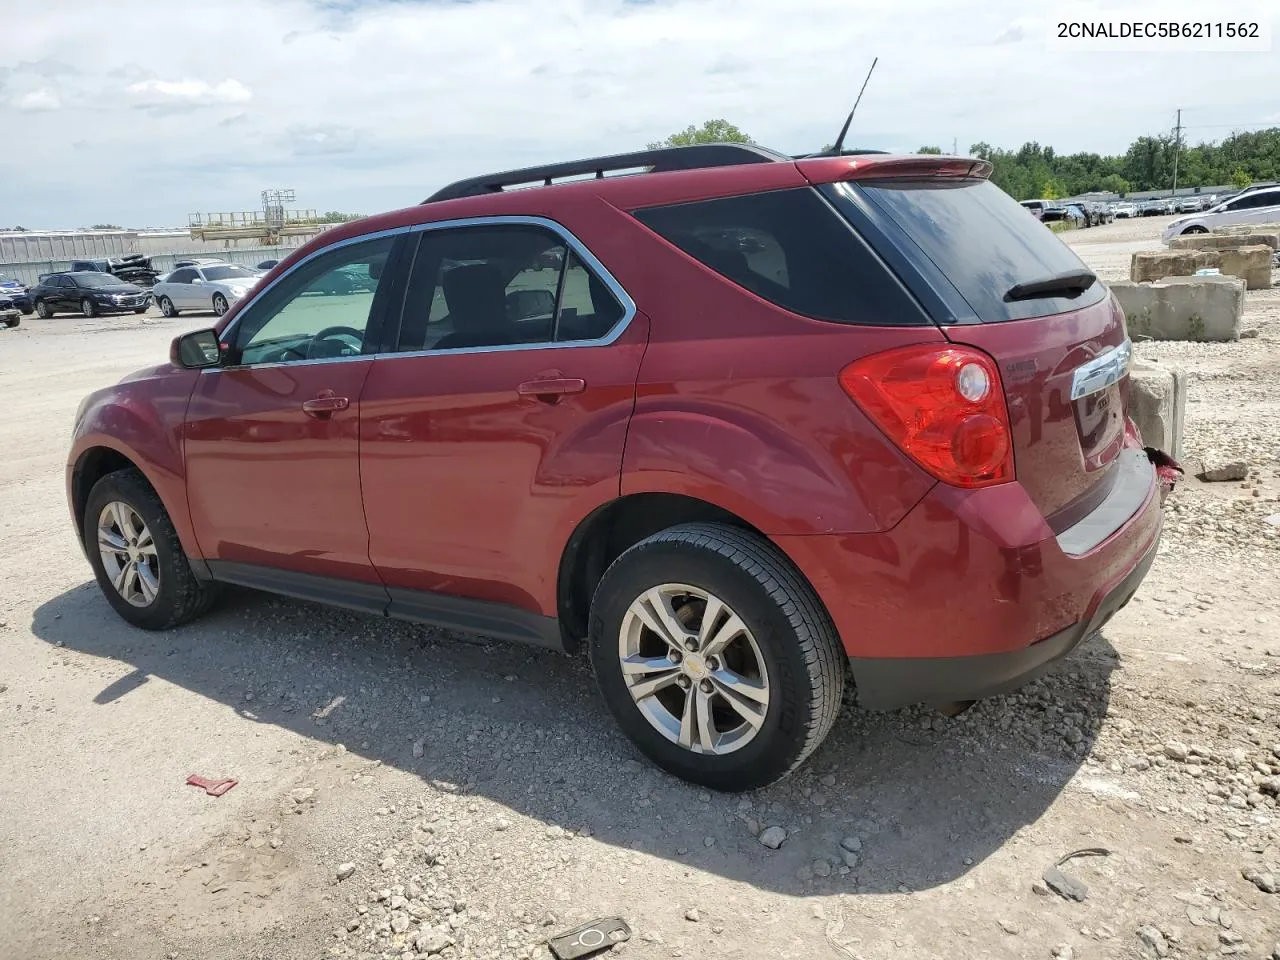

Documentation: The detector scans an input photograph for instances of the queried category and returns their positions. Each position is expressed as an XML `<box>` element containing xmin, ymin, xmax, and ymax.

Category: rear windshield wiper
<box><xmin>1003</xmin><ymin>269</ymin><xmax>1096</xmax><ymax>302</ymax></box>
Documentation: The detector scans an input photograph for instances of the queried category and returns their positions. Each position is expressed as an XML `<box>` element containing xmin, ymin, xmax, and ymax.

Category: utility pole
<box><xmin>953</xmin><ymin>136</ymin><xmax>958</xmax><ymax>155</ymax></box>
<box><xmin>1171</xmin><ymin>108</ymin><xmax>1182</xmax><ymax>195</ymax></box>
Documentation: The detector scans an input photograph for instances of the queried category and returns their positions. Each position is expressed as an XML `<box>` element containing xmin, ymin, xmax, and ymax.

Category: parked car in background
<box><xmin>1064</xmin><ymin>204</ymin><xmax>1087</xmax><ymax>227</ymax></box>
<box><xmin>0</xmin><ymin>272</ymin><xmax>34</xmax><ymax>314</ymax></box>
<box><xmin>1083</xmin><ymin>202</ymin><xmax>1113</xmax><ymax>226</ymax></box>
<box><xmin>30</xmin><ymin>272</ymin><xmax>150</xmax><ymax>318</ymax></box>
<box><xmin>0</xmin><ymin>290</ymin><xmax>22</xmax><ymax>327</ymax></box>
<box><xmin>68</xmin><ymin>255</ymin><xmax>160</xmax><ymax>287</ymax></box>
<box><xmin>1020</xmin><ymin>199</ymin><xmax>1049</xmax><ymax>220</ymax></box>
<box><xmin>173</xmin><ymin>258</ymin><xmax>230</xmax><ymax>269</ymax></box>
<box><xmin>66</xmin><ymin>143</ymin><xmax>1169</xmax><ymax>790</ymax></box>
<box><xmin>255</xmin><ymin>259</ymin><xmax>281</xmax><ymax>271</ymax></box>
<box><xmin>1162</xmin><ymin>185</ymin><xmax>1280</xmax><ymax>242</ymax></box>
<box><xmin>151</xmin><ymin>262</ymin><xmax>263</xmax><ymax>317</ymax></box>
<box><xmin>1112</xmin><ymin>202</ymin><xmax>1138</xmax><ymax>219</ymax></box>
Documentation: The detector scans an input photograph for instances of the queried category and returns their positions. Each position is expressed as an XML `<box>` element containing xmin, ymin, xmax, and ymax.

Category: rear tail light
<box><xmin>839</xmin><ymin>344</ymin><xmax>1014</xmax><ymax>489</ymax></box>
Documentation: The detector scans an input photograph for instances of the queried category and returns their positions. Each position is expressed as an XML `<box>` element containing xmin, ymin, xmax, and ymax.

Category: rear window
<box><xmin>632</xmin><ymin>188</ymin><xmax>928</xmax><ymax>326</ymax></box>
<box><xmin>851</xmin><ymin>179</ymin><xmax>1107</xmax><ymax>322</ymax></box>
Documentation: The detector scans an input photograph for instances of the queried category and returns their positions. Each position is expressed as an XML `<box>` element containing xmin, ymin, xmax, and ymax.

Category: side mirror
<box><xmin>191</xmin><ymin>278</ymin><xmax>204</xmax><ymax>284</ymax></box>
<box><xmin>171</xmin><ymin>329</ymin><xmax>222</xmax><ymax>369</ymax></box>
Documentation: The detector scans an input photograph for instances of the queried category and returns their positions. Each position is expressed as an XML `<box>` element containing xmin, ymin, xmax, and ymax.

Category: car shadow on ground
<box><xmin>32</xmin><ymin>580</ymin><xmax>1117</xmax><ymax>897</ymax></box>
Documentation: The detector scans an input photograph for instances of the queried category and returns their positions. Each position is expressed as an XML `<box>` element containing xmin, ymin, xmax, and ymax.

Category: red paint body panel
<box><xmin>359</xmin><ymin>315</ymin><xmax>650</xmax><ymax>616</ymax></box>
<box><xmin>183</xmin><ymin>361</ymin><xmax>379</xmax><ymax>582</ymax></box>
<box><xmin>68</xmin><ymin>363</ymin><xmax>202</xmax><ymax>555</ymax></box>
<box><xmin>776</xmin><ymin>432</ymin><xmax>1161</xmax><ymax>659</ymax></box>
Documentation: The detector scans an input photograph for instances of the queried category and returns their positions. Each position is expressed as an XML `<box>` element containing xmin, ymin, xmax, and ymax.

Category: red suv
<box><xmin>68</xmin><ymin>144</ymin><xmax>1165</xmax><ymax>791</ymax></box>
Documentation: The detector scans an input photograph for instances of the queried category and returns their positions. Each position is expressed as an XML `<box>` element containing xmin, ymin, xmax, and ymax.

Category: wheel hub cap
<box><xmin>618</xmin><ymin>583</ymin><xmax>770</xmax><ymax>756</ymax></box>
<box><xmin>96</xmin><ymin>501</ymin><xmax>160</xmax><ymax>608</ymax></box>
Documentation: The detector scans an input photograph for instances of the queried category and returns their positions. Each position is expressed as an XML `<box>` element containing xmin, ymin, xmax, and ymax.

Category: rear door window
<box><xmin>847</xmin><ymin>178</ymin><xmax>1108</xmax><ymax>322</ymax></box>
<box><xmin>632</xmin><ymin>188</ymin><xmax>928</xmax><ymax>326</ymax></box>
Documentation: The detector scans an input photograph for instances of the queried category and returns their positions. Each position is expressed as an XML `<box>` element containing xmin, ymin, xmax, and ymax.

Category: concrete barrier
<box><xmin>1213</xmin><ymin>245</ymin><xmax>1273</xmax><ymax>290</ymax></box>
<box><xmin>1130</xmin><ymin>246</ymin><xmax>1272</xmax><ymax>289</ymax></box>
<box><xmin>1110</xmin><ymin>275</ymin><xmax>1244</xmax><ymax>342</ymax></box>
<box><xmin>1131</xmin><ymin>250</ymin><xmax>1206</xmax><ymax>282</ymax></box>
<box><xmin>1127</xmin><ymin>361</ymin><xmax>1186</xmax><ymax>460</ymax></box>
<box><xmin>1217</xmin><ymin>222</ymin><xmax>1280</xmax><ymax>236</ymax></box>
<box><xmin>1169</xmin><ymin>232</ymin><xmax>1280</xmax><ymax>252</ymax></box>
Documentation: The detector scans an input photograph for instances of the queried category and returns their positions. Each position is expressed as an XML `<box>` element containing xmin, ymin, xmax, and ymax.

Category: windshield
<box><xmin>849</xmin><ymin>178</ymin><xmax>1107</xmax><ymax>322</ymax></box>
<box><xmin>74</xmin><ymin>273</ymin><xmax>127</xmax><ymax>288</ymax></box>
<box><xmin>202</xmin><ymin>265</ymin><xmax>257</xmax><ymax>281</ymax></box>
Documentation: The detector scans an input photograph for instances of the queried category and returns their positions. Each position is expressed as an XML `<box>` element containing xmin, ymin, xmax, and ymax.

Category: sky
<box><xmin>1</xmin><ymin>0</ymin><xmax>1277</xmax><ymax>228</ymax></box>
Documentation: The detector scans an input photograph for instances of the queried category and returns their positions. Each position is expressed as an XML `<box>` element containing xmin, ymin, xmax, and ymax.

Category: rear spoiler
<box><xmin>796</xmin><ymin>155</ymin><xmax>993</xmax><ymax>187</ymax></box>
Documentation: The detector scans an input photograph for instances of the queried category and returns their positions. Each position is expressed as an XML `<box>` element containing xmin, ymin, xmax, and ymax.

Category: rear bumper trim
<box><xmin>850</xmin><ymin>526</ymin><xmax>1159</xmax><ymax>710</ymax></box>
<box><xmin>1055</xmin><ymin>447</ymin><xmax>1154</xmax><ymax>557</ymax></box>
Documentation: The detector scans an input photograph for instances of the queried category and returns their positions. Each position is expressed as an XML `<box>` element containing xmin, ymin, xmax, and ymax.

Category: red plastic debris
<box><xmin>186</xmin><ymin>774</ymin><xmax>238</xmax><ymax>797</ymax></box>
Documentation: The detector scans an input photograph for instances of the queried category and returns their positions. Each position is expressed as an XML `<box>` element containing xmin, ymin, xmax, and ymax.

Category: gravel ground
<box><xmin>1</xmin><ymin>220</ymin><xmax>1278</xmax><ymax>960</ymax></box>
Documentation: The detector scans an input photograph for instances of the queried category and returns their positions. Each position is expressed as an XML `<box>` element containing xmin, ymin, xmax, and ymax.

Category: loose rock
<box><xmin>1164</xmin><ymin>741</ymin><xmax>1191</xmax><ymax>761</ymax></box>
<box><xmin>684</xmin><ymin>907</ymin><xmax>700</xmax><ymax>922</ymax></box>
<box><xmin>757</xmin><ymin>826</ymin><xmax>787</xmax><ymax>849</ymax></box>
<box><xmin>1243</xmin><ymin>866</ymin><xmax>1278</xmax><ymax>893</ymax></box>
<box><xmin>1199</xmin><ymin>460</ymin><xmax>1249</xmax><ymax>482</ymax></box>
<box><xmin>336</xmin><ymin>862</ymin><xmax>356</xmax><ymax>881</ymax></box>
<box><xmin>1137</xmin><ymin>925</ymin><xmax>1169</xmax><ymax>958</ymax></box>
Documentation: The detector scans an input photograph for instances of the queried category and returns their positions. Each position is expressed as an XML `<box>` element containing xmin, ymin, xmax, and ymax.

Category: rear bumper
<box><xmin>774</xmin><ymin>441</ymin><xmax>1163</xmax><ymax>710</ymax></box>
<box><xmin>848</xmin><ymin>527</ymin><xmax>1157</xmax><ymax>708</ymax></box>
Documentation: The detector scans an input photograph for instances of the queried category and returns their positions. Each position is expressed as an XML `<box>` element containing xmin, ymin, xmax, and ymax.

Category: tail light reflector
<box><xmin>839</xmin><ymin>344</ymin><xmax>1014</xmax><ymax>489</ymax></box>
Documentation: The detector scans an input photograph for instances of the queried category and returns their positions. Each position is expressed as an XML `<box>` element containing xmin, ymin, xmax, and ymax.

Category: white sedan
<box><xmin>1161</xmin><ymin>185</ymin><xmax>1280</xmax><ymax>244</ymax></box>
<box><xmin>152</xmin><ymin>262</ymin><xmax>263</xmax><ymax>318</ymax></box>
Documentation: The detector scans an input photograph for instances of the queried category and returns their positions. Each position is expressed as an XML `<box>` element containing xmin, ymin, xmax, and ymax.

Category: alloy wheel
<box><xmin>97</xmin><ymin>501</ymin><xmax>160</xmax><ymax>607</ymax></box>
<box><xmin>618</xmin><ymin>583</ymin><xmax>769</xmax><ymax>755</ymax></box>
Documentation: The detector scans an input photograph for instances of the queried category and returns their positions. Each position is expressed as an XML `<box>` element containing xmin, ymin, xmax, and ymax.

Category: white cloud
<box><xmin>14</xmin><ymin>88</ymin><xmax>61</xmax><ymax>111</ymax></box>
<box><xmin>126</xmin><ymin>77</ymin><xmax>253</xmax><ymax>105</ymax></box>
<box><xmin>0</xmin><ymin>0</ymin><xmax>1276</xmax><ymax>227</ymax></box>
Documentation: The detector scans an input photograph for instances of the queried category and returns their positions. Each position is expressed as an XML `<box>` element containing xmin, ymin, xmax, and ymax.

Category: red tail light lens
<box><xmin>839</xmin><ymin>344</ymin><xmax>1014</xmax><ymax>488</ymax></box>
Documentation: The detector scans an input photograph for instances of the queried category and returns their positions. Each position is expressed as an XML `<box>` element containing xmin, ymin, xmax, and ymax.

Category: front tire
<box><xmin>3</xmin><ymin>316</ymin><xmax>19</xmax><ymax>329</ymax></box>
<box><xmin>212</xmin><ymin>293</ymin><xmax>228</xmax><ymax>317</ymax></box>
<box><xmin>81</xmin><ymin>298</ymin><xmax>97</xmax><ymax>318</ymax></box>
<box><xmin>133</xmin><ymin>307</ymin><xmax>147</xmax><ymax>314</ymax></box>
<box><xmin>1182</xmin><ymin>225</ymin><xmax>1208</xmax><ymax>235</ymax></box>
<box><xmin>158</xmin><ymin>296</ymin><xmax>178</xmax><ymax>317</ymax></box>
<box><xmin>84</xmin><ymin>468</ymin><xmax>218</xmax><ymax>630</ymax></box>
<box><xmin>35</xmin><ymin>299</ymin><xmax>53</xmax><ymax>318</ymax></box>
<box><xmin>589</xmin><ymin>523</ymin><xmax>844</xmax><ymax>791</ymax></box>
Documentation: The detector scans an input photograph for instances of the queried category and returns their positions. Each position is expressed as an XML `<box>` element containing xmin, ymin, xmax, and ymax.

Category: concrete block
<box><xmin>1217</xmin><ymin>222</ymin><xmax>1280</xmax><ymax>236</ymax></box>
<box><xmin>1169</xmin><ymin>232</ymin><xmax>1280</xmax><ymax>252</ymax></box>
<box><xmin>1127</xmin><ymin>361</ymin><xmax>1187</xmax><ymax>460</ymax></box>
<box><xmin>1110</xmin><ymin>275</ymin><xmax>1244</xmax><ymax>342</ymax></box>
<box><xmin>1130</xmin><ymin>250</ymin><xmax>1206</xmax><ymax>282</ymax></box>
<box><xmin>1212</xmin><ymin>245</ymin><xmax>1273</xmax><ymax>290</ymax></box>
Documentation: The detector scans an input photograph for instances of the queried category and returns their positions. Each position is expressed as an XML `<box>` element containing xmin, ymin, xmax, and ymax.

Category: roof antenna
<box><xmin>825</xmin><ymin>56</ymin><xmax>878</xmax><ymax>157</ymax></box>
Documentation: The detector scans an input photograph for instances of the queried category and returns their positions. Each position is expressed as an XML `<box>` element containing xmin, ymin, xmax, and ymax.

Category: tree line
<box><xmin>649</xmin><ymin>120</ymin><xmax>1279</xmax><ymax>201</ymax></box>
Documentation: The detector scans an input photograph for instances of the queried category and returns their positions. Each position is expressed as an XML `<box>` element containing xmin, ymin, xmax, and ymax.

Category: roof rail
<box><xmin>423</xmin><ymin>143</ymin><xmax>787</xmax><ymax>203</ymax></box>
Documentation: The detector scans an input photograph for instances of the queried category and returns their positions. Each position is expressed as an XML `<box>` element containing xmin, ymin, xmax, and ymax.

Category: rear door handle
<box><xmin>517</xmin><ymin>378</ymin><xmax>586</xmax><ymax>403</ymax></box>
<box><xmin>302</xmin><ymin>393</ymin><xmax>350</xmax><ymax>418</ymax></box>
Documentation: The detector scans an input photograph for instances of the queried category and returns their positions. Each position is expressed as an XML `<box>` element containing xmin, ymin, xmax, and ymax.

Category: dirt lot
<box><xmin>2</xmin><ymin>218</ymin><xmax>1279</xmax><ymax>960</ymax></box>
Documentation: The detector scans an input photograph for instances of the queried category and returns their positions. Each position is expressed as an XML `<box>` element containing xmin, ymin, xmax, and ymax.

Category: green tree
<box><xmin>647</xmin><ymin>119</ymin><xmax>752</xmax><ymax>149</ymax></box>
<box><xmin>1231</xmin><ymin>168</ymin><xmax>1252</xmax><ymax>189</ymax></box>
<box><xmin>917</xmin><ymin>146</ymin><xmax>943</xmax><ymax>154</ymax></box>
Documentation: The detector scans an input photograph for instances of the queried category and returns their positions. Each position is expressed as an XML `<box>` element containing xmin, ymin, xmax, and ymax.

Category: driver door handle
<box><xmin>302</xmin><ymin>391</ymin><xmax>350</xmax><ymax>419</ymax></box>
<box><xmin>517</xmin><ymin>378</ymin><xmax>586</xmax><ymax>403</ymax></box>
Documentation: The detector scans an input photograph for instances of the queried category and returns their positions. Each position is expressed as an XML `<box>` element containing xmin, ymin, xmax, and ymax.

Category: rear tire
<box><xmin>81</xmin><ymin>298</ymin><xmax>97</xmax><ymax>318</ymax></box>
<box><xmin>35</xmin><ymin>299</ymin><xmax>53</xmax><ymax>318</ymax></box>
<box><xmin>589</xmin><ymin>522</ymin><xmax>844</xmax><ymax>791</ymax></box>
<box><xmin>83</xmin><ymin>468</ymin><xmax>218</xmax><ymax>630</ymax></box>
